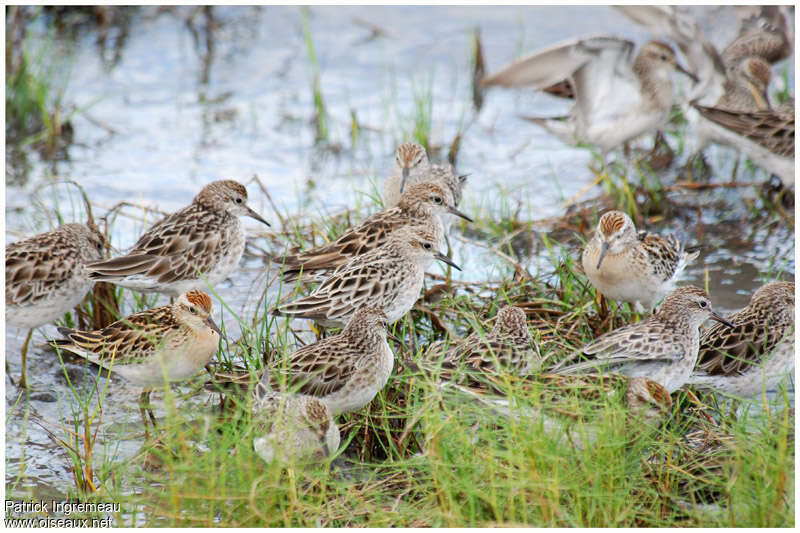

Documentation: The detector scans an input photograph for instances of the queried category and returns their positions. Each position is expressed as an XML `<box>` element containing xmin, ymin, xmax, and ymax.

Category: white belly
<box><xmin>7</xmin><ymin>279</ymin><xmax>94</xmax><ymax>329</ymax></box>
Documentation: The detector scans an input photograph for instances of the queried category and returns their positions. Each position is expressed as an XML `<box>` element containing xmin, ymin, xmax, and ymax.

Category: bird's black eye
<box><xmin>660</xmin><ymin>54</ymin><xmax>667</xmax><ymax>60</ymax></box>
<box><xmin>235</xmin><ymin>198</ymin><xmax>243</xmax><ymax>204</ymax></box>
<box><xmin>433</xmin><ymin>196</ymin><xmax>443</xmax><ymax>204</ymax></box>
<box><xmin>189</xmin><ymin>306</ymin><xmax>197</xmax><ymax>314</ymax></box>
<box><xmin>698</xmin><ymin>300</ymin><xmax>708</xmax><ymax>308</ymax></box>
<box><xmin>423</xmin><ymin>243</ymin><xmax>432</xmax><ymax>250</ymax></box>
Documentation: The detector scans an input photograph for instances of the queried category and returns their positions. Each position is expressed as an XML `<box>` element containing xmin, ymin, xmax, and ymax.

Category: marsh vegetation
<box><xmin>5</xmin><ymin>6</ymin><xmax>794</xmax><ymax>527</ymax></box>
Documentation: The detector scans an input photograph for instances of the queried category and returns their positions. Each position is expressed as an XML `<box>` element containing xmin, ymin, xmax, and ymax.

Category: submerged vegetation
<box><xmin>5</xmin><ymin>5</ymin><xmax>795</xmax><ymax>528</ymax></box>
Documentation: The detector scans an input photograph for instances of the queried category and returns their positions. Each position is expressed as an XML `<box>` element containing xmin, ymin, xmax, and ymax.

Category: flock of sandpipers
<box><xmin>6</xmin><ymin>6</ymin><xmax>795</xmax><ymax>464</ymax></box>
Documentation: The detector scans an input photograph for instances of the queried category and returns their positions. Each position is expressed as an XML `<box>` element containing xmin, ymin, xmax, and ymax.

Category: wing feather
<box><xmin>267</xmin><ymin>339</ymin><xmax>358</xmax><ymax>397</ymax></box>
<box><xmin>482</xmin><ymin>36</ymin><xmax>634</xmax><ymax>93</ymax></box>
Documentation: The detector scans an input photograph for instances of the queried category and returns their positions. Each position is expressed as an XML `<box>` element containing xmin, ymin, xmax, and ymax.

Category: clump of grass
<box><xmin>16</xmin><ymin>169</ymin><xmax>794</xmax><ymax>526</ymax></box>
<box><xmin>49</xmin><ymin>353</ymin><xmax>112</xmax><ymax>495</ymax></box>
<box><xmin>410</xmin><ymin>74</ymin><xmax>434</xmax><ymax>152</ymax></box>
<box><xmin>6</xmin><ymin>6</ymin><xmax>74</xmax><ymax>156</ymax></box>
<box><xmin>470</xmin><ymin>27</ymin><xmax>485</xmax><ymax>111</ymax></box>
<box><xmin>300</xmin><ymin>7</ymin><xmax>329</xmax><ymax>144</ymax></box>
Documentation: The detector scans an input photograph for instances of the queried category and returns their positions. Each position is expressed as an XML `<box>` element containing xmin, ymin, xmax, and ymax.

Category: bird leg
<box><xmin>139</xmin><ymin>389</ymin><xmax>157</xmax><ymax>439</ymax></box>
<box><xmin>18</xmin><ymin>329</ymin><xmax>33</xmax><ymax>389</ymax></box>
<box><xmin>445</xmin><ymin>233</ymin><xmax>453</xmax><ymax>286</ymax></box>
<box><xmin>652</xmin><ymin>130</ymin><xmax>664</xmax><ymax>151</ymax></box>
<box><xmin>596</xmin><ymin>293</ymin><xmax>609</xmax><ymax>323</ymax></box>
<box><xmin>310</xmin><ymin>321</ymin><xmax>327</xmax><ymax>340</ymax></box>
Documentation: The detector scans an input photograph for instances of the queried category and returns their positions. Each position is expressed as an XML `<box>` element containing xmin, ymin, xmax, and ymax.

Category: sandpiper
<box><xmin>6</xmin><ymin>222</ymin><xmax>106</xmax><ymax>388</ymax></box>
<box><xmin>581</xmin><ymin>211</ymin><xmax>699</xmax><ymax>312</ymax></box>
<box><xmin>616</xmin><ymin>5</ymin><xmax>793</xmax><ymax>181</ymax></box>
<box><xmin>555</xmin><ymin>286</ymin><xmax>733</xmax><ymax>393</ymax></box>
<box><xmin>52</xmin><ymin>290</ymin><xmax>221</xmax><ymax>434</ymax></box>
<box><xmin>481</xmin><ymin>37</ymin><xmax>696</xmax><ymax>154</ymax></box>
<box><xmin>425</xmin><ymin>305</ymin><xmax>541</xmax><ymax>383</ymax></box>
<box><xmin>274</xmin><ymin>225</ymin><xmax>460</xmax><ymax>327</ymax></box>
<box><xmin>381</xmin><ymin>142</ymin><xmax>431</xmax><ymax>208</ymax></box>
<box><xmin>87</xmin><ymin>180</ymin><xmax>270</xmax><ymax>296</ymax></box>
<box><xmin>615</xmin><ymin>6</ymin><xmax>790</xmax><ymax>106</ymax></box>
<box><xmin>261</xmin><ymin>306</ymin><xmax>393</xmax><ymax>416</ymax></box>
<box><xmin>715</xmin><ymin>56</ymin><xmax>772</xmax><ymax>112</ymax></box>
<box><xmin>251</xmin><ymin>386</ymin><xmax>340</xmax><ymax>464</ymax></box>
<box><xmin>721</xmin><ymin>6</ymin><xmax>793</xmax><ymax>67</ymax></box>
<box><xmin>275</xmin><ymin>182</ymin><xmax>472</xmax><ymax>283</ymax></box>
<box><xmin>688</xmin><ymin>281</ymin><xmax>794</xmax><ymax>397</ymax></box>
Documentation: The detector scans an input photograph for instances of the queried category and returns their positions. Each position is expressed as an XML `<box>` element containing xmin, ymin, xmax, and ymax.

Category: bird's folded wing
<box><xmin>279</xmin><ymin>219</ymin><xmax>396</xmax><ymax>276</ymax></box>
<box><xmin>584</xmin><ymin>329</ymin><xmax>685</xmax><ymax>360</ymax></box>
<box><xmin>88</xmin><ymin>254</ymin><xmax>168</xmax><ymax>277</ymax></box>
<box><xmin>6</xmin><ymin>243</ymin><xmax>79</xmax><ymax>305</ymax></box>
<box><xmin>52</xmin><ymin>316</ymin><xmax>164</xmax><ymax>364</ymax></box>
<box><xmin>265</xmin><ymin>341</ymin><xmax>356</xmax><ymax>397</ymax></box>
<box><xmin>698</xmin><ymin>317</ymin><xmax>792</xmax><ymax>375</ymax></box>
<box><xmin>277</xmin><ymin>260</ymin><xmax>397</xmax><ymax>319</ymax></box>
<box><xmin>693</xmin><ymin>104</ymin><xmax>795</xmax><ymax>156</ymax></box>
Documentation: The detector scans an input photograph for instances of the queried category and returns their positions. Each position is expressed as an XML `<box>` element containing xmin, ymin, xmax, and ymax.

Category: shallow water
<box><xmin>5</xmin><ymin>6</ymin><xmax>795</xmax><ymax>505</ymax></box>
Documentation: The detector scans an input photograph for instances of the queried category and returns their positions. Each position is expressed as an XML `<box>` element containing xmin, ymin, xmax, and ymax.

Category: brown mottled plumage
<box><xmin>274</xmin><ymin>225</ymin><xmax>460</xmax><ymax>327</ymax></box>
<box><xmin>251</xmin><ymin>387</ymin><xmax>340</xmax><ymax>464</ymax></box>
<box><xmin>722</xmin><ymin>7</ymin><xmax>793</xmax><ymax>66</ymax></box>
<box><xmin>52</xmin><ymin>289</ymin><xmax>221</xmax><ymax>388</ymax></box>
<box><xmin>275</xmin><ymin>182</ymin><xmax>471</xmax><ymax>282</ymax></box>
<box><xmin>582</xmin><ymin>211</ymin><xmax>698</xmax><ymax>312</ymax></box>
<box><xmin>693</xmin><ymin>101</ymin><xmax>794</xmax><ymax>185</ymax></box>
<box><xmin>694</xmin><ymin>103</ymin><xmax>794</xmax><ymax>157</ymax></box>
<box><xmin>689</xmin><ymin>281</ymin><xmax>794</xmax><ymax>396</ymax></box>
<box><xmin>53</xmin><ymin>289</ymin><xmax>221</xmax><ymax>435</ymax></box>
<box><xmin>716</xmin><ymin>56</ymin><xmax>771</xmax><ymax>112</ymax></box>
<box><xmin>6</xmin><ymin>223</ymin><xmax>106</xmax><ymax>328</ymax></box>
<box><xmin>599</xmin><ymin>211</ymin><xmax>626</xmax><ymax>234</ymax></box>
<box><xmin>260</xmin><ymin>307</ymin><xmax>393</xmax><ymax>416</ymax></box>
<box><xmin>6</xmin><ymin>221</ymin><xmax>107</xmax><ymax>388</ymax></box>
<box><xmin>87</xmin><ymin>180</ymin><xmax>269</xmax><ymax>296</ymax></box>
<box><xmin>425</xmin><ymin>306</ymin><xmax>541</xmax><ymax>383</ymax></box>
<box><xmin>555</xmin><ymin>286</ymin><xmax>732</xmax><ymax>393</ymax></box>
